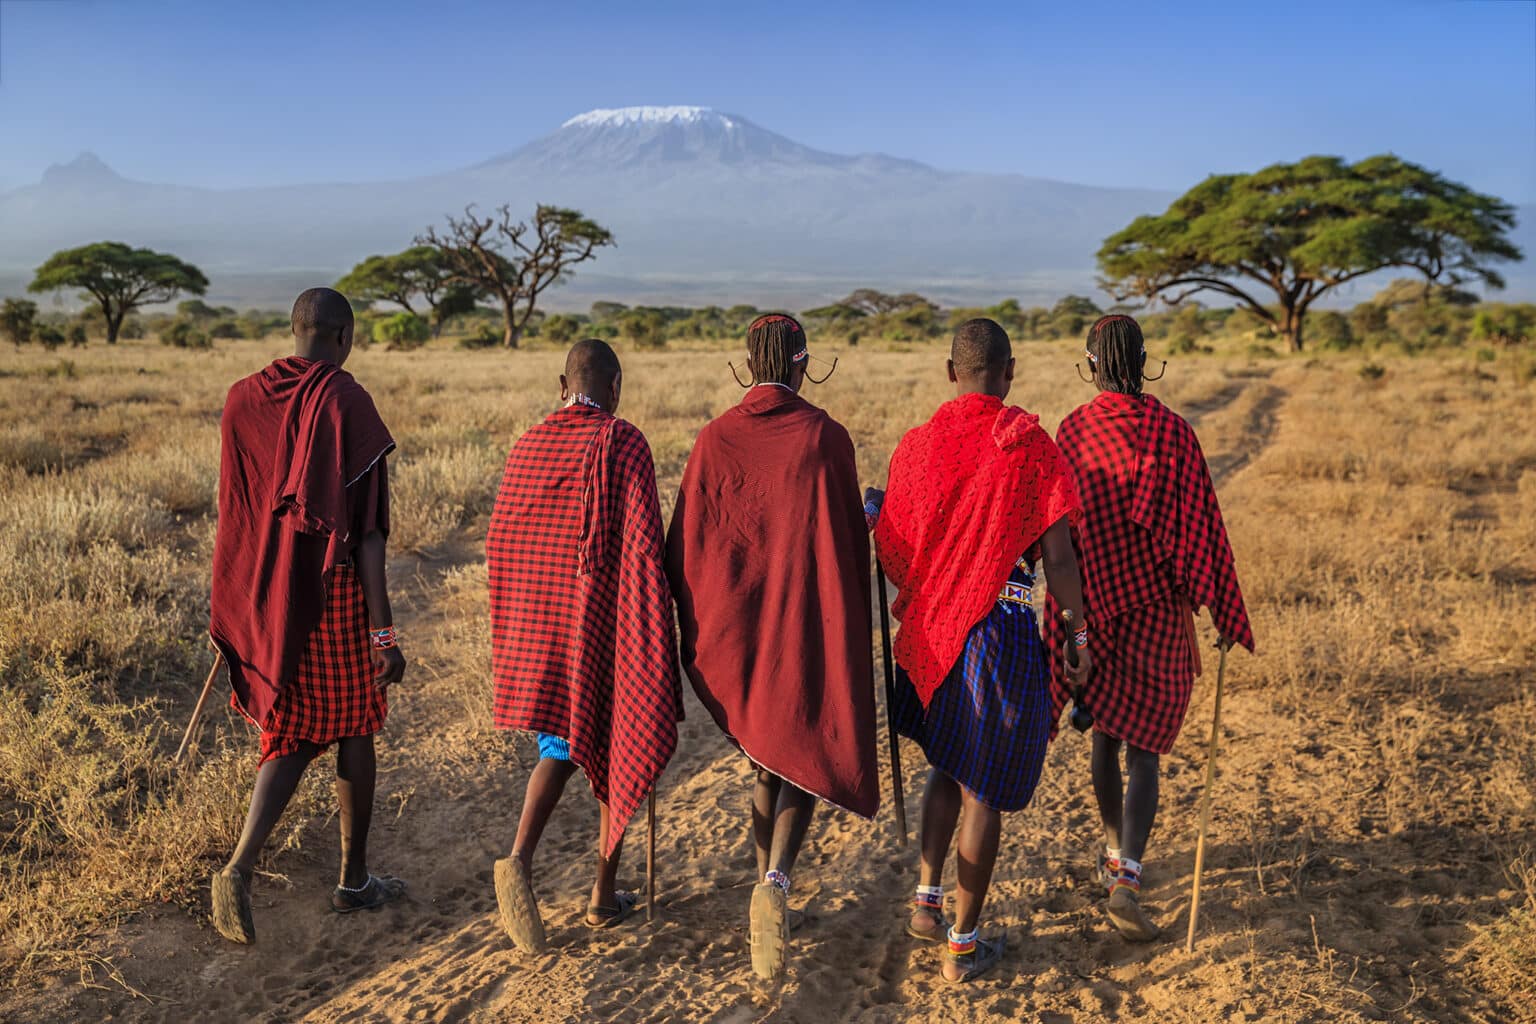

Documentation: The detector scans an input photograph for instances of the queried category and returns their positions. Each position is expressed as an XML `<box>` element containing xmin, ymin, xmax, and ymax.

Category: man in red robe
<box><xmin>485</xmin><ymin>339</ymin><xmax>682</xmax><ymax>953</ymax></box>
<box><xmin>874</xmin><ymin>318</ymin><xmax>1091</xmax><ymax>982</ymax></box>
<box><xmin>1048</xmin><ymin>314</ymin><xmax>1254</xmax><ymax>942</ymax></box>
<box><xmin>208</xmin><ymin>287</ymin><xmax>407</xmax><ymax>945</ymax></box>
<box><xmin>667</xmin><ymin>314</ymin><xmax>878</xmax><ymax>981</ymax></box>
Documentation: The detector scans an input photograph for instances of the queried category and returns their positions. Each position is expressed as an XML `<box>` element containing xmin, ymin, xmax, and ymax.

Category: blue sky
<box><xmin>1</xmin><ymin>0</ymin><xmax>1532</xmax><ymax>201</ymax></box>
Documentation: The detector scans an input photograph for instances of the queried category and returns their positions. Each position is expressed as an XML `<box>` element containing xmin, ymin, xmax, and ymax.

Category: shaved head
<box><xmin>565</xmin><ymin>338</ymin><xmax>622</xmax><ymax>394</ymax></box>
<box><xmin>291</xmin><ymin>287</ymin><xmax>354</xmax><ymax>341</ymax></box>
<box><xmin>561</xmin><ymin>338</ymin><xmax>623</xmax><ymax>413</ymax></box>
<box><xmin>950</xmin><ymin>318</ymin><xmax>1012</xmax><ymax>377</ymax></box>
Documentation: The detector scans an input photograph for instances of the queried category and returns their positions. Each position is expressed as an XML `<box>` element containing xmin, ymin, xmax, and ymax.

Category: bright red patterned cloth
<box><xmin>667</xmin><ymin>386</ymin><xmax>878</xmax><ymax>817</ymax></box>
<box><xmin>211</xmin><ymin>356</ymin><xmax>394</xmax><ymax>727</ymax></box>
<box><xmin>875</xmin><ymin>393</ymin><xmax>1080</xmax><ymax>708</ymax></box>
<box><xmin>252</xmin><ymin>563</ymin><xmax>387</xmax><ymax>764</ymax></box>
<box><xmin>488</xmin><ymin>404</ymin><xmax>682</xmax><ymax>855</ymax></box>
<box><xmin>1047</xmin><ymin>391</ymin><xmax>1253</xmax><ymax>753</ymax></box>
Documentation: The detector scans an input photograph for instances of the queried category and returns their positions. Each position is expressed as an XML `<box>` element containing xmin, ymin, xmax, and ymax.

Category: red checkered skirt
<box><xmin>1051</xmin><ymin>595</ymin><xmax>1198</xmax><ymax>755</ymax></box>
<box><xmin>234</xmin><ymin>563</ymin><xmax>387</xmax><ymax>763</ymax></box>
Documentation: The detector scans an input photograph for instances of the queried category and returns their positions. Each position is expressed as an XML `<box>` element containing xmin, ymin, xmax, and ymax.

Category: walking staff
<box><xmin>1185</xmin><ymin>639</ymin><xmax>1231</xmax><ymax>952</ymax></box>
<box><xmin>875</xmin><ymin>560</ymin><xmax>908</xmax><ymax>846</ymax></box>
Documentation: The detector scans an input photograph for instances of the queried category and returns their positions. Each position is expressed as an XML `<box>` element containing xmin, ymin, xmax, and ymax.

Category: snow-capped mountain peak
<box><xmin>562</xmin><ymin>106</ymin><xmax>736</xmax><ymax>130</ymax></box>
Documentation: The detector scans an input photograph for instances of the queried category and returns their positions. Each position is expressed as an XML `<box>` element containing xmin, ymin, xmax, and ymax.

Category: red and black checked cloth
<box><xmin>235</xmin><ymin>563</ymin><xmax>386</xmax><ymax>764</ymax></box>
<box><xmin>487</xmin><ymin>405</ymin><xmax>681</xmax><ymax>856</ymax></box>
<box><xmin>1047</xmin><ymin>392</ymin><xmax>1253</xmax><ymax>752</ymax></box>
<box><xmin>875</xmin><ymin>393</ymin><xmax>1080</xmax><ymax>707</ymax></box>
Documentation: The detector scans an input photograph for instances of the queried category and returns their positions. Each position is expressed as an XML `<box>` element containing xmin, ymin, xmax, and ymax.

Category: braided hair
<box><xmin>1086</xmin><ymin>314</ymin><xmax>1147</xmax><ymax>396</ymax></box>
<box><xmin>746</xmin><ymin>314</ymin><xmax>807</xmax><ymax>386</ymax></box>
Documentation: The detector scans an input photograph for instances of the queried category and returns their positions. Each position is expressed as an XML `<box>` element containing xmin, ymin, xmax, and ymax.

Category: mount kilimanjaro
<box><xmin>2</xmin><ymin>106</ymin><xmax>1530</xmax><ymax>309</ymax></box>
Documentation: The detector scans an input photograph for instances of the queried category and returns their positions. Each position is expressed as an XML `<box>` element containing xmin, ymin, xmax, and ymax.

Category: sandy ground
<box><xmin>9</xmin><ymin>362</ymin><xmax>1532</xmax><ymax>1024</ymax></box>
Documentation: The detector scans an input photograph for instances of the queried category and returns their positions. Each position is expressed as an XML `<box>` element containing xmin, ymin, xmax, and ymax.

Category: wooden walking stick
<box><xmin>1186</xmin><ymin>639</ymin><xmax>1232</xmax><ymax>953</ymax></box>
<box><xmin>174</xmin><ymin>646</ymin><xmax>226</xmax><ymax>765</ymax></box>
<box><xmin>874</xmin><ymin>560</ymin><xmax>908</xmax><ymax>846</ymax></box>
<box><xmin>646</xmin><ymin>789</ymin><xmax>657</xmax><ymax>923</ymax></box>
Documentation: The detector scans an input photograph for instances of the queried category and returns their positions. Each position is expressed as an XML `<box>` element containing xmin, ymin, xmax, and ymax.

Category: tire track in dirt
<box><xmin>1176</xmin><ymin>369</ymin><xmax>1287</xmax><ymax>487</ymax></box>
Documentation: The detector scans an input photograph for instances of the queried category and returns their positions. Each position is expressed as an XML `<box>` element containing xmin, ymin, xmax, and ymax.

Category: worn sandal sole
<box><xmin>332</xmin><ymin>874</ymin><xmax>407</xmax><ymax>913</ymax></box>
<box><xmin>1106</xmin><ymin>887</ymin><xmax>1160</xmax><ymax>942</ymax></box>
<box><xmin>586</xmin><ymin>891</ymin><xmax>639</xmax><ymax>930</ymax></box>
<box><xmin>906</xmin><ymin>920</ymin><xmax>949</xmax><ymax>943</ymax></box>
<box><xmin>211</xmin><ymin>868</ymin><xmax>255</xmax><ymax>945</ymax></box>
<box><xmin>945</xmin><ymin>936</ymin><xmax>1005</xmax><ymax>984</ymax></box>
<box><xmin>749</xmin><ymin>883</ymin><xmax>788</xmax><ymax>980</ymax></box>
<box><xmin>494</xmin><ymin>857</ymin><xmax>548</xmax><ymax>953</ymax></box>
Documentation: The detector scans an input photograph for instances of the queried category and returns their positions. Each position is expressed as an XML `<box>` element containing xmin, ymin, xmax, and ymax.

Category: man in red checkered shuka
<box><xmin>485</xmin><ymin>339</ymin><xmax>681</xmax><ymax>954</ymax></box>
<box><xmin>1046</xmin><ymin>314</ymin><xmax>1254</xmax><ymax>943</ymax></box>
<box><xmin>208</xmin><ymin>288</ymin><xmax>408</xmax><ymax>945</ymax></box>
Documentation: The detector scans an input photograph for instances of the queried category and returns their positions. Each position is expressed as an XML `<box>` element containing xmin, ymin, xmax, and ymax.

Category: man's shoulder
<box><xmin>610</xmin><ymin>417</ymin><xmax>656</xmax><ymax>462</ymax></box>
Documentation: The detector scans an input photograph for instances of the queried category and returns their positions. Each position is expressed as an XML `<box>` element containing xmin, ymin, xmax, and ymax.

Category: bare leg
<box><xmin>587</xmin><ymin>802</ymin><xmax>626</xmax><ymax>915</ymax></box>
<box><xmin>767</xmin><ymin>777</ymin><xmax>817</xmax><ymax>877</ymax></box>
<box><xmin>950</xmin><ymin>789</ymin><xmax>1002</xmax><ymax>935</ymax></box>
<box><xmin>1120</xmin><ymin>745</ymin><xmax>1161</xmax><ymax>864</ymax></box>
<box><xmin>512</xmin><ymin>758</ymin><xmax>579</xmax><ymax>876</ymax></box>
<box><xmin>225</xmin><ymin>742</ymin><xmax>323</xmax><ymax>877</ymax></box>
<box><xmin>1091</xmin><ymin>731</ymin><xmax>1124</xmax><ymax>851</ymax></box>
<box><xmin>335</xmin><ymin>735</ymin><xmax>376</xmax><ymax>888</ymax></box>
<box><xmin>910</xmin><ymin>769</ymin><xmax>961</xmax><ymax>934</ymax></box>
<box><xmin>752</xmin><ymin>769</ymin><xmax>782</xmax><ymax>878</ymax></box>
<box><xmin>943</xmin><ymin>788</ymin><xmax>1002</xmax><ymax>982</ymax></box>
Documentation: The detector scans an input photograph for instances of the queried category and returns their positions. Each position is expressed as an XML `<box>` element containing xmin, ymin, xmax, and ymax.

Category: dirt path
<box><xmin>19</xmin><ymin>368</ymin><xmax>1526</xmax><ymax>1024</ymax></box>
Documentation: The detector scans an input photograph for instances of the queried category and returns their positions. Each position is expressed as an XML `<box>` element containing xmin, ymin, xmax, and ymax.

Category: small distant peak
<box><xmin>561</xmin><ymin>106</ymin><xmax>735</xmax><ymax>130</ymax></box>
<box><xmin>42</xmin><ymin>152</ymin><xmax>122</xmax><ymax>185</ymax></box>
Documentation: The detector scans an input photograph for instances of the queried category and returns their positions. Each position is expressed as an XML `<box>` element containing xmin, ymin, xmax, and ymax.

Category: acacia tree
<box><xmin>335</xmin><ymin>246</ymin><xmax>479</xmax><ymax>335</ymax></box>
<box><xmin>1097</xmin><ymin>155</ymin><xmax>1522</xmax><ymax>352</ymax></box>
<box><xmin>29</xmin><ymin>242</ymin><xmax>208</xmax><ymax>344</ymax></box>
<box><xmin>417</xmin><ymin>205</ymin><xmax>613</xmax><ymax>348</ymax></box>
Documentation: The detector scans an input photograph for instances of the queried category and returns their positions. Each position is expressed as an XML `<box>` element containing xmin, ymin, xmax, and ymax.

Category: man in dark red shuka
<box><xmin>208</xmin><ymin>287</ymin><xmax>407</xmax><ymax>945</ymax></box>
<box><xmin>667</xmin><ymin>314</ymin><xmax>878</xmax><ymax>981</ymax></box>
<box><xmin>485</xmin><ymin>339</ymin><xmax>682</xmax><ymax>954</ymax></box>
<box><xmin>873</xmin><ymin>318</ymin><xmax>1091</xmax><ymax>983</ymax></box>
<box><xmin>1047</xmin><ymin>314</ymin><xmax>1254</xmax><ymax>943</ymax></box>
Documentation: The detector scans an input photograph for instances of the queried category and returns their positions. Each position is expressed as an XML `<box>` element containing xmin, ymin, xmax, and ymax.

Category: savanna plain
<box><xmin>1</xmin><ymin>332</ymin><xmax>1533</xmax><ymax>1024</ymax></box>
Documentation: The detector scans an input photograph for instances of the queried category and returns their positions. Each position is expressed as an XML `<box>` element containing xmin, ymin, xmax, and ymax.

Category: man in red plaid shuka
<box><xmin>1047</xmin><ymin>314</ymin><xmax>1254</xmax><ymax>942</ymax></box>
<box><xmin>208</xmin><ymin>288</ymin><xmax>408</xmax><ymax>945</ymax></box>
<box><xmin>486</xmin><ymin>339</ymin><xmax>681</xmax><ymax>953</ymax></box>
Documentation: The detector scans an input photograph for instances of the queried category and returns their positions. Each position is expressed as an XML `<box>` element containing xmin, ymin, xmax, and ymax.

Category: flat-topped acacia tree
<box><xmin>417</xmin><ymin>205</ymin><xmax>613</xmax><ymax>348</ymax></box>
<box><xmin>1097</xmin><ymin>155</ymin><xmax>1522</xmax><ymax>352</ymax></box>
<box><xmin>29</xmin><ymin>242</ymin><xmax>208</xmax><ymax>345</ymax></box>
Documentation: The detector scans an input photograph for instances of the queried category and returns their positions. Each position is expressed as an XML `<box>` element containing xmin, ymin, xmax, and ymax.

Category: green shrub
<box><xmin>161</xmin><ymin>319</ymin><xmax>211</xmax><ymax>349</ymax></box>
<box><xmin>373</xmin><ymin>312</ymin><xmax>430</xmax><ymax>350</ymax></box>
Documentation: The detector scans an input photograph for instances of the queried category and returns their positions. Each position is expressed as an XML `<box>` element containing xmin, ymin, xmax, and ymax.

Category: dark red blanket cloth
<box><xmin>875</xmin><ymin>393</ymin><xmax>1080</xmax><ymax>707</ymax></box>
<box><xmin>488</xmin><ymin>405</ymin><xmax>682</xmax><ymax>855</ymax></box>
<box><xmin>210</xmin><ymin>357</ymin><xmax>394</xmax><ymax>725</ymax></box>
<box><xmin>667</xmin><ymin>386</ymin><xmax>878</xmax><ymax>817</ymax></box>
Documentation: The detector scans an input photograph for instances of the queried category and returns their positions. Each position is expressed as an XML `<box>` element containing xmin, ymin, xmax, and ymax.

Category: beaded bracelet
<box><xmin>369</xmin><ymin>626</ymin><xmax>399</xmax><ymax>650</ymax></box>
<box><xmin>1073</xmin><ymin>627</ymin><xmax>1089</xmax><ymax>649</ymax></box>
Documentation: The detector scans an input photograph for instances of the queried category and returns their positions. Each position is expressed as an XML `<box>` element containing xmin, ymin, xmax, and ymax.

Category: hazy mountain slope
<box><xmin>0</xmin><ymin>107</ymin><xmax>1528</xmax><ymax>308</ymax></box>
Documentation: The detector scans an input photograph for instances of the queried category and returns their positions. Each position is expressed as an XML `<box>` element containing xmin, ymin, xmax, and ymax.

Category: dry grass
<box><xmin>0</xmin><ymin>333</ymin><xmax>1532</xmax><ymax>1020</ymax></box>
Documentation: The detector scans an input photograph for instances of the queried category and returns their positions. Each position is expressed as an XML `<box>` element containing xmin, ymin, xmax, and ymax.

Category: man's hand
<box><xmin>1064</xmin><ymin>646</ymin><xmax>1092</xmax><ymax>687</ymax></box>
<box><xmin>372</xmin><ymin>645</ymin><xmax>406</xmax><ymax>687</ymax></box>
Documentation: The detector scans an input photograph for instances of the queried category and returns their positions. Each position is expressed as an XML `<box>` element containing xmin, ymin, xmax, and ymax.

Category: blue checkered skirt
<box><xmin>892</xmin><ymin>570</ymin><xmax>1052</xmax><ymax>812</ymax></box>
